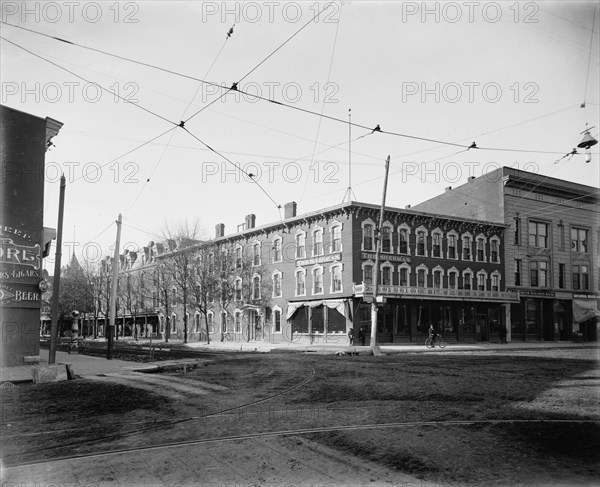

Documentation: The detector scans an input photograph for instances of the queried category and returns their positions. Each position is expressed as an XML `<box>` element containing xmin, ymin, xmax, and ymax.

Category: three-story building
<box><xmin>413</xmin><ymin>167</ymin><xmax>600</xmax><ymax>341</ymax></box>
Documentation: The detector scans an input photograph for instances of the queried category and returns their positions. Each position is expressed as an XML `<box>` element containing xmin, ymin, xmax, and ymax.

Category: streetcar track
<box><xmin>1</xmin><ymin>363</ymin><xmax>316</xmax><ymax>466</ymax></box>
<box><xmin>5</xmin><ymin>418</ymin><xmax>598</xmax><ymax>469</ymax></box>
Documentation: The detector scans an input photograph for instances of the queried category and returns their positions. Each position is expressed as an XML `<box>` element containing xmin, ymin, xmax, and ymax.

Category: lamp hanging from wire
<box><xmin>577</xmin><ymin>125</ymin><xmax>598</xmax><ymax>163</ymax></box>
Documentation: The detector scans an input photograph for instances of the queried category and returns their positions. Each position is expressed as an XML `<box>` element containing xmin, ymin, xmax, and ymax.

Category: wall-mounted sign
<box><xmin>0</xmin><ymin>238</ymin><xmax>41</xmax><ymax>269</ymax></box>
<box><xmin>0</xmin><ymin>282</ymin><xmax>41</xmax><ymax>308</ymax></box>
<box><xmin>507</xmin><ymin>288</ymin><xmax>556</xmax><ymax>297</ymax></box>
<box><xmin>296</xmin><ymin>253</ymin><xmax>341</xmax><ymax>266</ymax></box>
<box><xmin>361</xmin><ymin>252</ymin><xmax>411</xmax><ymax>263</ymax></box>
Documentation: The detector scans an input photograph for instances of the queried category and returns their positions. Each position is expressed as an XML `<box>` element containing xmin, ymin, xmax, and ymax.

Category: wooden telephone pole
<box><xmin>49</xmin><ymin>175</ymin><xmax>66</xmax><ymax>364</ymax></box>
<box><xmin>370</xmin><ymin>155</ymin><xmax>390</xmax><ymax>355</ymax></box>
<box><xmin>107</xmin><ymin>213</ymin><xmax>122</xmax><ymax>360</ymax></box>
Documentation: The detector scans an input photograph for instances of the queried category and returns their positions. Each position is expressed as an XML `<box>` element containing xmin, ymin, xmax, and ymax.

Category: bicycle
<box><xmin>425</xmin><ymin>334</ymin><xmax>447</xmax><ymax>348</ymax></box>
<box><xmin>222</xmin><ymin>332</ymin><xmax>233</xmax><ymax>342</ymax></box>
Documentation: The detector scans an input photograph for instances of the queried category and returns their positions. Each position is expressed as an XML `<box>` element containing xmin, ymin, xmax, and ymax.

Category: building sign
<box><xmin>507</xmin><ymin>288</ymin><xmax>555</xmax><ymax>297</ymax></box>
<box><xmin>297</xmin><ymin>253</ymin><xmax>341</xmax><ymax>267</ymax></box>
<box><xmin>0</xmin><ymin>282</ymin><xmax>40</xmax><ymax>308</ymax></box>
<box><xmin>0</xmin><ymin>238</ymin><xmax>41</xmax><ymax>269</ymax></box>
<box><xmin>361</xmin><ymin>252</ymin><xmax>411</xmax><ymax>263</ymax></box>
<box><xmin>573</xmin><ymin>293</ymin><xmax>600</xmax><ymax>299</ymax></box>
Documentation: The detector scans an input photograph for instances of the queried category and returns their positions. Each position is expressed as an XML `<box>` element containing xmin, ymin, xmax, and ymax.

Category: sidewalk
<box><xmin>185</xmin><ymin>338</ymin><xmax>599</xmax><ymax>354</ymax></box>
<box><xmin>0</xmin><ymin>348</ymin><xmax>201</xmax><ymax>384</ymax></box>
<box><xmin>2</xmin><ymin>340</ymin><xmax>597</xmax><ymax>383</ymax></box>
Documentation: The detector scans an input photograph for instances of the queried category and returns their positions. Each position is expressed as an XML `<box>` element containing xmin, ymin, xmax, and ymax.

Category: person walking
<box><xmin>358</xmin><ymin>326</ymin><xmax>366</xmax><ymax>346</ymax></box>
<box><xmin>499</xmin><ymin>322</ymin><xmax>507</xmax><ymax>344</ymax></box>
<box><xmin>348</xmin><ymin>327</ymin><xmax>354</xmax><ymax>345</ymax></box>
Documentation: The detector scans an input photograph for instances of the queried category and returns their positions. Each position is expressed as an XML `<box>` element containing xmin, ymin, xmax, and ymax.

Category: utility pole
<box><xmin>107</xmin><ymin>213</ymin><xmax>122</xmax><ymax>360</ymax></box>
<box><xmin>49</xmin><ymin>175</ymin><xmax>66</xmax><ymax>364</ymax></box>
<box><xmin>370</xmin><ymin>155</ymin><xmax>390</xmax><ymax>355</ymax></box>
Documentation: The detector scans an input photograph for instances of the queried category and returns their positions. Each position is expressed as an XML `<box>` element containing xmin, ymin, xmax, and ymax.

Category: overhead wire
<box><xmin>301</xmin><ymin>3</ymin><xmax>342</xmax><ymax>200</ymax></box>
<box><xmin>127</xmin><ymin>31</ymin><xmax>232</xmax><ymax>214</ymax></box>
<box><xmin>70</xmin><ymin>126</ymin><xmax>179</xmax><ymax>184</ymax></box>
<box><xmin>2</xmin><ymin>23</ymin><xmax>284</xmax><ymax>210</ymax></box>
<box><xmin>0</xmin><ymin>36</ymin><xmax>177</xmax><ymax>127</ymax></box>
<box><xmin>181</xmin><ymin>127</ymin><xmax>281</xmax><ymax>210</ymax></box>
<box><xmin>181</xmin><ymin>2</ymin><xmax>335</xmax><ymax>124</ymax></box>
<box><xmin>2</xmin><ymin>20</ymin><xmax>581</xmax><ymax>156</ymax></box>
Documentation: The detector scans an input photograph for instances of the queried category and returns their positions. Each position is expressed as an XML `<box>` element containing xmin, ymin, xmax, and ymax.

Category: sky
<box><xmin>1</xmin><ymin>0</ymin><xmax>599</xmax><ymax>269</ymax></box>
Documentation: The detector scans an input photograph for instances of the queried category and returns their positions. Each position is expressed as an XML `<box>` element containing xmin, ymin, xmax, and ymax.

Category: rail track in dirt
<box><xmin>2</xmin><ymin>358</ymin><xmax>317</xmax><ymax>468</ymax></box>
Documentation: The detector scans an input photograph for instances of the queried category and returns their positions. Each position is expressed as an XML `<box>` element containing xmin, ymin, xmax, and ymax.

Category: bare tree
<box><xmin>160</xmin><ymin>219</ymin><xmax>204</xmax><ymax>344</ymax></box>
<box><xmin>154</xmin><ymin>250</ymin><xmax>173</xmax><ymax>343</ymax></box>
<box><xmin>119</xmin><ymin>271</ymin><xmax>142</xmax><ymax>339</ymax></box>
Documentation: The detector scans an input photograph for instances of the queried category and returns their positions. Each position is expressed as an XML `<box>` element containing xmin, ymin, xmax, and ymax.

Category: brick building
<box><xmin>110</xmin><ymin>201</ymin><xmax>514</xmax><ymax>345</ymax></box>
<box><xmin>1</xmin><ymin>105</ymin><xmax>62</xmax><ymax>366</ymax></box>
<box><xmin>413</xmin><ymin>167</ymin><xmax>600</xmax><ymax>341</ymax></box>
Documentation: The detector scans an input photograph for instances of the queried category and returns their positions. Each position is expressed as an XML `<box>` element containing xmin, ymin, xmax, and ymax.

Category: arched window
<box><xmin>252</xmin><ymin>275</ymin><xmax>261</xmax><ymax>299</ymax></box>
<box><xmin>362</xmin><ymin>220</ymin><xmax>375</xmax><ymax>251</ymax></box>
<box><xmin>295</xmin><ymin>269</ymin><xmax>306</xmax><ymax>296</ymax></box>
<box><xmin>331</xmin><ymin>264</ymin><xmax>343</xmax><ymax>293</ymax></box>
<box><xmin>312</xmin><ymin>227</ymin><xmax>324</xmax><ymax>256</ymax></box>
<box><xmin>272</xmin><ymin>236</ymin><xmax>282</xmax><ymax>263</ymax></box>
<box><xmin>273</xmin><ymin>271</ymin><xmax>282</xmax><ymax>297</ymax></box>
<box><xmin>313</xmin><ymin>266</ymin><xmax>324</xmax><ymax>294</ymax></box>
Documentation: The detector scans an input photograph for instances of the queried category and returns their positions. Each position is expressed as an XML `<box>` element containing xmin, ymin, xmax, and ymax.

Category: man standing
<box><xmin>358</xmin><ymin>326</ymin><xmax>366</xmax><ymax>346</ymax></box>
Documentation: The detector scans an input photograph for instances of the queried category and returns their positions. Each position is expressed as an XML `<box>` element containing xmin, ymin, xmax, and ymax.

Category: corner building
<box><xmin>412</xmin><ymin>167</ymin><xmax>600</xmax><ymax>342</ymax></box>
<box><xmin>141</xmin><ymin>201</ymin><xmax>513</xmax><ymax>345</ymax></box>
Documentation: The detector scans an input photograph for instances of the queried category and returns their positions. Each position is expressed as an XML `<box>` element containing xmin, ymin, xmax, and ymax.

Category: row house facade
<box><xmin>105</xmin><ymin>201</ymin><xmax>513</xmax><ymax>345</ymax></box>
<box><xmin>413</xmin><ymin>166</ymin><xmax>600</xmax><ymax>341</ymax></box>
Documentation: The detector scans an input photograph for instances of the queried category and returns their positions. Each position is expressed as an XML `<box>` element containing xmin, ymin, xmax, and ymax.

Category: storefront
<box><xmin>287</xmin><ymin>299</ymin><xmax>353</xmax><ymax>344</ymax></box>
<box><xmin>353</xmin><ymin>285</ymin><xmax>516</xmax><ymax>344</ymax></box>
<box><xmin>572</xmin><ymin>294</ymin><xmax>600</xmax><ymax>341</ymax></box>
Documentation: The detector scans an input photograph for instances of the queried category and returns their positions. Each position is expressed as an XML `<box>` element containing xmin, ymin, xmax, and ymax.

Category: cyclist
<box><xmin>428</xmin><ymin>324</ymin><xmax>438</xmax><ymax>348</ymax></box>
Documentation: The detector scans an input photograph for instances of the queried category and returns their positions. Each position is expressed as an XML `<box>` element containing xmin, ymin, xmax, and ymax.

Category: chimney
<box><xmin>245</xmin><ymin>214</ymin><xmax>256</xmax><ymax>230</ymax></box>
<box><xmin>215</xmin><ymin>223</ymin><xmax>225</xmax><ymax>238</ymax></box>
<box><xmin>405</xmin><ymin>204</ymin><xmax>411</xmax><ymax>209</ymax></box>
<box><xmin>467</xmin><ymin>176</ymin><xmax>476</xmax><ymax>183</ymax></box>
<box><xmin>445</xmin><ymin>186</ymin><xmax>452</xmax><ymax>192</ymax></box>
<box><xmin>284</xmin><ymin>201</ymin><xmax>297</xmax><ymax>219</ymax></box>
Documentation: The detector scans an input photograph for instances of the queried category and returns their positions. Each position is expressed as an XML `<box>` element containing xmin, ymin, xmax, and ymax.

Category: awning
<box><xmin>286</xmin><ymin>299</ymin><xmax>352</xmax><ymax>322</ymax></box>
<box><xmin>572</xmin><ymin>299</ymin><xmax>600</xmax><ymax>324</ymax></box>
<box><xmin>42</xmin><ymin>227</ymin><xmax>56</xmax><ymax>258</ymax></box>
